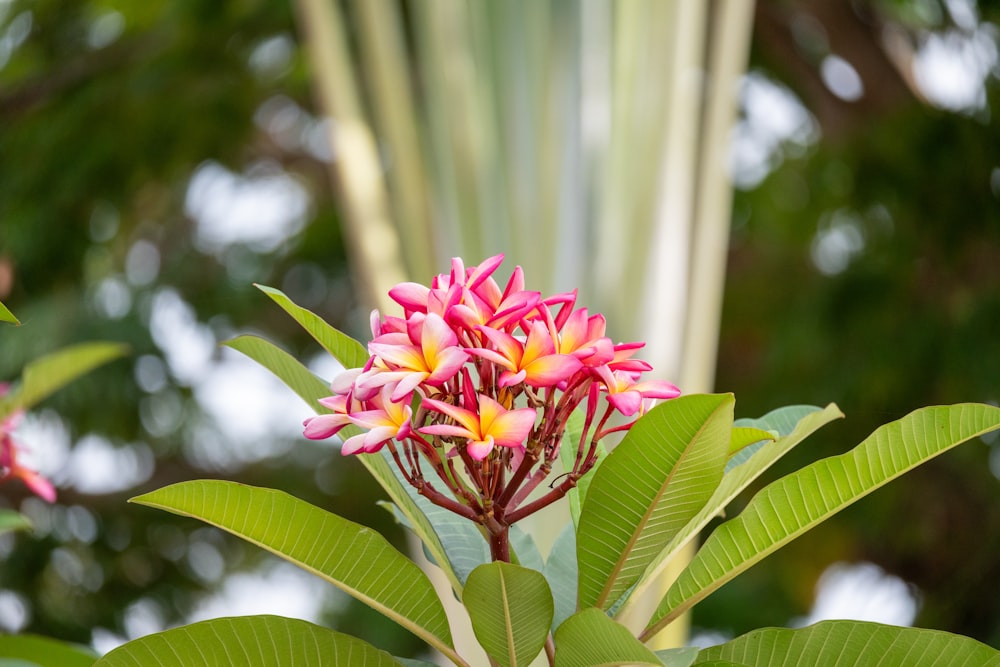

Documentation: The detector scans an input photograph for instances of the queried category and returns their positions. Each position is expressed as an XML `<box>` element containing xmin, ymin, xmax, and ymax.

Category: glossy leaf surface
<box><xmin>130</xmin><ymin>481</ymin><xmax>456</xmax><ymax>660</ymax></box>
<box><xmin>463</xmin><ymin>562</ymin><xmax>553</xmax><ymax>667</ymax></box>
<box><xmin>553</xmin><ymin>608</ymin><xmax>661</xmax><ymax>667</ymax></box>
<box><xmin>692</xmin><ymin>620</ymin><xmax>1000</xmax><ymax>666</ymax></box>
<box><xmin>577</xmin><ymin>394</ymin><xmax>734</xmax><ymax>610</ymax></box>
<box><xmin>648</xmin><ymin>403</ymin><xmax>1000</xmax><ymax>636</ymax></box>
<box><xmin>0</xmin><ymin>634</ymin><xmax>96</xmax><ymax>667</ymax></box>
<box><xmin>226</xmin><ymin>330</ymin><xmax>461</xmax><ymax>594</ymax></box>
<box><xmin>620</xmin><ymin>403</ymin><xmax>843</xmax><ymax>617</ymax></box>
<box><xmin>93</xmin><ymin>615</ymin><xmax>403</xmax><ymax>667</ymax></box>
<box><xmin>255</xmin><ymin>284</ymin><xmax>369</xmax><ymax>368</ymax></box>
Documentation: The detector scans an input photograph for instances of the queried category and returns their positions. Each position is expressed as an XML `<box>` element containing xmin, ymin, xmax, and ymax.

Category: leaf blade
<box><xmin>621</xmin><ymin>404</ymin><xmax>843</xmax><ymax>618</ymax></box>
<box><xmin>464</xmin><ymin>562</ymin><xmax>553</xmax><ymax>667</ymax></box>
<box><xmin>223</xmin><ymin>335</ymin><xmax>332</xmax><ymax>412</ymax></box>
<box><xmin>93</xmin><ymin>615</ymin><xmax>404</xmax><ymax>667</ymax></box>
<box><xmin>0</xmin><ymin>634</ymin><xmax>96</xmax><ymax>667</ymax></box>
<box><xmin>576</xmin><ymin>393</ymin><xmax>734</xmax><ymax>610</ymax></box>
<box><xmin>129</xmin><ymin>481</ymin><xmax>456</xmax><ymax>659</ymax></box>
<box><xmin>255</xmin><ymin>284</ymin><xmax>369</xmax><ymax>368</ymax></box>
<box><xmin>224</xmin><ymin>332</ymin><xmax>464</xmax><ymax>594</ymax></box>
<box><xmin>692</xmin><ymin>620</ymin><xmax>1000</xmax><ymax>666</ymax></box>
<box><xmin>553</xmin><ymin>608</ymin><xmax>662</xmax><ymax>667</ymax></box>
<box><xmin>0</xmin><ymin>300</ymin><xmax>18</xmax><ymax>325</ymax></box>
<box><xmin>647</xmin><ymin>403</ymin><xmax>1000</xmax><ymax>636</ymax></box>
<box><xmin>0</xmin><ymin>342</ymin><xmax>128</xmax><ymax>418</ymax></box>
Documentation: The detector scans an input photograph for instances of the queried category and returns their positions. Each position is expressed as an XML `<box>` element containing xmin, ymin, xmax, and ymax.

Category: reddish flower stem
<box><xmin>487</xmin><ymin>523</ymin><xmax>510</xmax><ymax>562</ymax></box>
<box><xmin>504</xmin><ymin>473</ymin><xmax>579</xmax><ymax>524</ymax></box>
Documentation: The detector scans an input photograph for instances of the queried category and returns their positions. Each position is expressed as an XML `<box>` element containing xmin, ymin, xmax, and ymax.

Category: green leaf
<box><xmin>223</xmin><ymin>335</ymin><xmax>332</xmax><ymax>412</ymax></box>
<box><xmin>0</xmin><ymin>300</ymin><xmax>18</xmax><ymax>325</ymax></box>
<box><xmin>0</xmin><ymin>634</ymin><xmax>97</xmax><ymax>667</ymax></box>
<box><xmin>224</xmin><ymin>333</ymin><xmax>464</xmax><ymax>595</ymax></box>
<box><xmin>255</xmin><ymin>284</ymin><xmax>369</xmax><ymax>368</ymax></box>
<box><xmin>655</xmin><ymin>647</ymin><xmax>700</xmax><ymax>667</ymax></box>
<box><xmin>0</xmin><ymin>342</ymin><xmax>128</xmax><ymax>419</ymax></box>
<box><xmin>93</xmin><ymin>615</ymin><xmax>404</xmax><ymax>667</ymax></box>
<box><xmin>553</xmin><ymin>608</ymin><xmax>662</xmax><ymax>667</ymax></box>
<box><xmin>619</xmin><ymin>404</ymin><xmax>843</xmax><ymax>620</ymax></box>
<box><xmin>692</xmin><ymin>620</ymin><xmax>1000</xmax><ymax>666</ymax></box>
<box><xmin>0</xmin><ymin>510</ymin><xmax>32</xmax><ymax>535</ymax></box>
<box><xmin>129</xmin><ymin>481</ymin><xmax>458</xmax><ymax>661</ymax></box>
<box><xmin>727</xmin><ymin>405</ymin><xmax>834</xmax><ymax>471</ymax></box>
<box><xmin>647</xmin><ymin>403</ymin><xmax>1000</xmax><ymax>637</ymax></box>
<box><xmin>464</xmin><ymin>562</ymin><xmax>553</xmax><ymax>667</ymax></box>
<box><xmin>577</xmin><ymin>394</ymin><xmax>734</xmax><ymax>611</ymax></box>
<box><xmin>728</xmin><ymin>428</ymin><xmax>774</xmax><ymax>457</ymax></box>
<box><xmin>544</xmin><ymin>523</ymin><xmax>577</xmax><ymax>632</ymax></box>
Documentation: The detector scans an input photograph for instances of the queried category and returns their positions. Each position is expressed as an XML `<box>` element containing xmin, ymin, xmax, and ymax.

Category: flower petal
<box><xmin>303</xmin><ymin>414</ymin><xmax>351</xmax><ymax>440</ymax></box>
<box><xmin>522</xmin><ymin>354</ymin><xmax>582</xmax><ymax>388</ymax></box>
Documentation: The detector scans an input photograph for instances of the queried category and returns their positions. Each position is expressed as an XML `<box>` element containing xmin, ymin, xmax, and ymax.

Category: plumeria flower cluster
<box><xmin>304</xmin><ymin>255</ymin><xmax>678</xmax><ymax>558</ymax></box>
<box><xmin>0</xmin><ymin>385</ymin><xmax>56</xmax><ymax>503</ymax></box>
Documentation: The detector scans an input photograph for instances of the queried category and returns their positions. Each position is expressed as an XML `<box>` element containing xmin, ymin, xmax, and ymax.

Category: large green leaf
<box><xmin>224</xmin><ymin>333</ymin><xmax>463</xmax><ymax>594</ymax></box>
<box><xmin>692</xmin><ymin>620</ymin><xmax>1000</xmax><ymax>666</ymax></box>
<box><xmin>553</xmin><ymin>608</ymin><xmax>662</xmax><ymax>667</ymax></box>
<box><xmin>463</xmin><ymin>562</ymin><xmax>553</xmax><ymax>667</ymax></box>
<box><xmin>646</xmin><ymin>403</ymin><xmax>1000</xmax><ymax>637</ymax></box>
<box><xmin>0</xmin><ymin>510</ymin><xmax>32</xmax><ymax>535</ymax></box>
<box><xmin>0</xmin><ymin>300</ymin><xmax>18</xmax><ymax>325</ymax></box>
<box><xmin>93</xmin><ymin>615</ymin><xmax>404</xmax><ymax>667</ymax></box>
<box><xmin>0</xmin><ymin>634</ymin><xmax>96</xmax><ymax>667</ymax></box>
<box><xmin>576</xmin><ymin>394</ymin><xmax>734</xmax><ymax>611</ymax></box>
<box><xmin>727</xmin><ymin>428</ymin><xmax>774</xmax><ymax>457</ymax></box>
<box><xmin>619</xmin><ymin>404</ymin><xmax>843</xmax><ymax>620</ymax></box>
<box><xmin>255</xmin><ymin>284</ymin><xmax>369</xmax><ymax>368</ymax></box>
<box><xmin>129</xmin><ymin>481</ymin><xmax>458</xmax><ymax>662</ymax></box>
<box><xmin>0</xmin><ymin>342</ymin><xmax>128</xmax><ymax>419</ymax></box>
<box><xmin>726</xmin><ymin>405</ymin><xmax>837</xmax><ymax>471</ymax></box>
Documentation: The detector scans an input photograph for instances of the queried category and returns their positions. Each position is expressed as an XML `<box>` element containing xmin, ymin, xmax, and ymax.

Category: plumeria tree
<box><xmin>87</xmin><ymin>257</ymin><xmax>1000</xmax><ymax>666</ymax></box>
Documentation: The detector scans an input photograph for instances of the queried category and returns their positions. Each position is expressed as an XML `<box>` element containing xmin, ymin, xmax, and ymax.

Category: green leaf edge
<box><xmin>646</xmin><ymin>402</ymin><xmax>1000</xmax><ymax>637</ymax></box>
<box><xmin>128</xmin><ymin>481</ymin><xmax>461</xmax><ymax>663</ymax></box>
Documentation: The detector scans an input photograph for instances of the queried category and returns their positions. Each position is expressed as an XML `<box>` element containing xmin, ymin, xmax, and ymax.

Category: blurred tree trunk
<box><xmin>294</xmin><ymin>0</ymin><xmax>754</xmax><ymax>658</ymax></box>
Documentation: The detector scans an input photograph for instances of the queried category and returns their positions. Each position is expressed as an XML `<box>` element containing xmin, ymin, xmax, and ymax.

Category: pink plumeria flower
<box><xmin>389</xmin><ymin>255</ymin><xmax>505</xmax><ymax>318</ymax></box>
<box><xmin>304</xmin><ymin>386</ymin><xmax>414</xmax><ymax>455</ymax></box>
<box><xmin>471</xmin><ymin>320</ymin><xmax>583</xmax><ymax>389</ymax></box>
<box><xmin>595</xmin><ymin>366</ymin><xmax>681</xmax><ymax>416</ymax></box>
<box><xmin>1</xmin><ymin>407</ymin><xmax>56</xmax><ymax>503</ymax></box>
<box><xmin>446</xmin><ymin>285</ymin><xmax>542</xmax><ymax>334</ymax></box>
<box><xmin>364</xmin><ymin>313</ymin><xmax>470</xmax><ymax>401</ymax></box>
<box><xmin>339</xmin><ymin>386</ymin><xmax>414</xmax><ymax>455</ymax></box>
<box><xmin>552</xmin><ymin>307</ymin><xmax>615</xmax><ymax>367</ymax></box>
<box><xmin>420</xmin><ymin>394</ymin><xmax>536</xmax><ymax>461</ymax></box>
